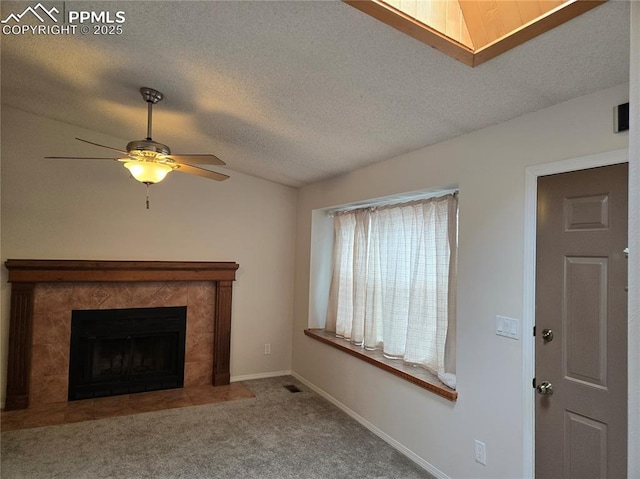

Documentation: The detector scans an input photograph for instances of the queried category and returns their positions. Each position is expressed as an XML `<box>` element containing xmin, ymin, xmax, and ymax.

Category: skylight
<box><xmin>345</xmin><ymin>0</ymin><xmax>605</xmax><ymax>66</ymax></box>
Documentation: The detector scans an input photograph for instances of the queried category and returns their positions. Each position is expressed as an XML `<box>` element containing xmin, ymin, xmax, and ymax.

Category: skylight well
<box><xmin>345</xmin><ymin>0</ymin><xmax>605</xmax><ymax>66</ymax></box>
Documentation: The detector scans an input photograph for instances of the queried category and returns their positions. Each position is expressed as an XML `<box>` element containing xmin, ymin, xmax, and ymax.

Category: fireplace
<box><xmin>4</xmin><ymin>260</ymin><xmax>239</xmax><ymax>411</ymax></box>
<box><xmin>68</xmin><ymin>306</ymin><xmax>187</xmax><ymax>400</ymax></box>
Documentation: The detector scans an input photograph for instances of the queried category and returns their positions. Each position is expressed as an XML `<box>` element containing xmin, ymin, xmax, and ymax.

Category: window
<box><xmin>324</xmin><ymin>193</ymin><xmax>457</xmax><ymax>386</ymax></box>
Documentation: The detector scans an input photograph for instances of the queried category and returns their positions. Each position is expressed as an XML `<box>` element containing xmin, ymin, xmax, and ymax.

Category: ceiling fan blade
<box><xmin>173</xmin><ymin>163</ymin><xmax>230</xmax><ymax>181</ymax></box>
<box><xmin>76</xmin><ymin>138</ymin><xmax>128</xmax><ymax>155</ymax></box>
<box><xmin>167</xmin><ymin>154</ymin><xmax>226</xmax><ymax>166</ymax></box>
<box><xmin>45</xmin><ymin>156</ymin><xmax>120</xmax><ymax>160</ymax></box>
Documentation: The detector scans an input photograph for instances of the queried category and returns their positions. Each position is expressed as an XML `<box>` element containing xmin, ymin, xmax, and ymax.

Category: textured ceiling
<box><xmin>0</xmin><ymin>0</ymin><xmax>630</xmax><ymax>187</ymax></box>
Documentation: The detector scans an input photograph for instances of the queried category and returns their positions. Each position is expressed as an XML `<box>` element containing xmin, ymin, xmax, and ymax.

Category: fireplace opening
<box><xmin>68</xmin><ymin>306</ymin><xmax>187</xmax><ymax>401</ymax></box>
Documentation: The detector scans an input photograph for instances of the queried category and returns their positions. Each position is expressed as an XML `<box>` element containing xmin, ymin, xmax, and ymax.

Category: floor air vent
<box><xmin>283</xmin><ymin>384</ymin><xmax>302</xmax><ymax>393</ymax></box>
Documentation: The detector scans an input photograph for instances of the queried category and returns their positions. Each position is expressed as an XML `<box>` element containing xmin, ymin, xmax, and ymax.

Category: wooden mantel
<box><xmin>4</xmin><ymin>259</ymin><xmax>239</xmax><ymax>411</ymax></box>
<box><xmin>4</xmin><ymin>259</ymin><xmax>239</xmax><ymax>283</ymax></box>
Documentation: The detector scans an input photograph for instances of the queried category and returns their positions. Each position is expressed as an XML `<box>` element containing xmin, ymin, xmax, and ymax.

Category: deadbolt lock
<box><xmin>542</xmin><ymin>329</ymin><xmax>554</xmax><ymax>342</ymax></box>
<box><xmin>536</xmin><ymin>381</ymin><xmax>554</xmax><ymax>396</ymax></box>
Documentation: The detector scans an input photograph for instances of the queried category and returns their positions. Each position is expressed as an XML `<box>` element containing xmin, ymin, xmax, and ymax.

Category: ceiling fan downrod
<box><xmin>140</xmin><ymin>87</ymin><xmax>163</xmax><ymax>141</ymax></box>
<box><xmin>126</xmin><ymin>87</ymin><xmax>172</xmax><ymax>157</ymax></box>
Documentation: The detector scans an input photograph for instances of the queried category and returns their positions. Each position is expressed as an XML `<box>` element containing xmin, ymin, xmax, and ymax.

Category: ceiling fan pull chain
<box><xmin>146</xmin><ymin>183</ymin><xmax>151</xmax><ymax>209</ymax></box>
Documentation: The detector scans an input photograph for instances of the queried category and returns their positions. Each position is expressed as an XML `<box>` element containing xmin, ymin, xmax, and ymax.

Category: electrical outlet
<box><xmin>475</xmin><ymin>440</ymin><xmax>487</xmax><ymax>465</ymax></box>
<box><xmin>264</xmin><ymin>343</ymin><xmax>271</xmax><ymax>355</ymax></box>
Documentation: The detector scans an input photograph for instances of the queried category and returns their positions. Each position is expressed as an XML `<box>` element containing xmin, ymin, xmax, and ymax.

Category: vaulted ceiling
<box><xmin>0</xmin><ymin>1</ymin><xmax>630</xmax><ymax>187</ymax></box>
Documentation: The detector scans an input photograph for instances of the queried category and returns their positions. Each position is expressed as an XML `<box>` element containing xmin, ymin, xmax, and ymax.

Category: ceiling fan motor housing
<box><xmin>126</xmin><ymin>139</ymin><xmax>172</xmax><ymax>157</ymax></box>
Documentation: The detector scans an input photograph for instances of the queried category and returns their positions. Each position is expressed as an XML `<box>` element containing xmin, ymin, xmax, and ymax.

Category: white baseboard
<box><xmin>231</xmin><ymin>370</ymin><xmax>292</xmax><ymax>382</ymax></box>
<box><xmin>291</xmin><ymin>371</ymin><xmax>450</xmax><ymax>479</ymax></box>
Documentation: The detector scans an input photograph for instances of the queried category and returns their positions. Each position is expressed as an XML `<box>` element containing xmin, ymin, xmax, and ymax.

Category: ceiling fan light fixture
<box><xmin>124</xmin><ymin>161</ymin><xmax>172</xmax><ymax>184</ymax></box>
<box><xmin>45</xmin><ymin>86</ymin><xmax>229</xmax><ymax>201</ymax></box>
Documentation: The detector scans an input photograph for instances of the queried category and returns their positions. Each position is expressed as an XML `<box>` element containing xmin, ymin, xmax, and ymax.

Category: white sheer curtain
<box><xmin>326</xmin><ymin>194</ymin><xmax>457</xmax><ymax>378</ymax></box>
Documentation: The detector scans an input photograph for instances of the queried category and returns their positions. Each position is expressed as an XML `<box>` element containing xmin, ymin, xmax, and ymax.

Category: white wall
<box><xmin>292</xmin><ymin>84</ymin><xmax>631</xmax><ymax>478</ymax></box>
<box><xmin>0</xmin><ymin>106</ymin><xmax>297</xmax><ymax>406</ymax></box>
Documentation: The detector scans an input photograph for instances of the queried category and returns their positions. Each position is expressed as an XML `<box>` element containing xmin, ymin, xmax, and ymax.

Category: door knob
<box><xmin>536</xmin><ymin>381</ymin><xmax>554</xmax><ymax>396</ymax></box>
<box><xmin>542</xmin><ymin>329</ymin><xmax>553</xmax><ymax>342</ymax></box>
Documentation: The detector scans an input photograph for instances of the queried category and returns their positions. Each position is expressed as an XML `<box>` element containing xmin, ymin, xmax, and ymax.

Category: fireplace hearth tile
<box><xmin>187</xmin><ymin>282</ymin><xmax>214</xmax><ymax>303</ymax></box>
<box><xmin>64</xmin><ymin>406</ymin><xmax>96</xmax><ymax>424</ymax></box>
<box><xmin>1</xmin><ymin>383</ymin><xmax>253</xmax><ymax>431</ymax></box>
<box><xmin>185</xmin><ymin>307</ymin><xmax>209</xmax><ymax>334</ymax></box>
<box><xmin>31</xmin><ymin>343</ymin><xmax>69</xmax><ymax>378</ymax></box>
<box><xmin>185</xmin><ymin>383</ymin><xmax>255</xmax><ymax>406</ymax></box>
<box><xmin>92</xmin><ymin>285</ymin><xmax>111</xmax><ymax>305</ymax></box>
<box><xmin>154</xmin><ymin>283</ymin><xmax>182</xmax><ymax>303</ymax></box>
<box><xmin>187</xmin><ymin>285</ymin><xmax>216</xmax><ymax>333</ymax></box>
<box><xmin>186</xmin><ymin>332</ymin><xmax>214</xmax><ymax>363</ymax></box>
<box><xmin>184</xmin><ymin>361</ymin><xmax>213</xmax><ymax>387</ymax></box>
<box><xmin>27</xmin><ymin>411</ymin><xmax>67</xmax><ymax>428</ymax></box>
<box><xmin>107</xmin><ymin>283</ymin><xmax>155</xmax><ymax>308</ymax></box>
<box><xmin>1</xmin><ymin>400</ymin><xmax>67</xmax><ymax>430</ymax></box>
<box><xmin>78</xmin><ymin>394</ymin><xmax>129</xmax><ymax>413</ymax></box>
<box><xmin>34</xmin><ymin>284</ymin><xmax>74</xmax><ymax>312</ymax></box>
<box><xmin>168</xmin><ymin>283</ymin><xmax>189</xmax><ymax>305</ymax></box>
<box><xmin>90</xmin><ymin>403</ymin><xmax>133</xmax><ymax>420</ymax></box>
<box><xmin>30</xmin><ymin>374</ymin><xmax>68</xmax><ymax>405</ymax></box>
<box><xmin>129</xmin><ymin>388</ymin><xmax>193</xmax><ymax>413</ymax></box>
<box><xmin>33</xmin><ymin>312</ymin><xmax>71</xmax><ymax>345</ymax></box>
<box><xmin>64</xmin><ymin>395</ymin><xmax>134</xmax><ymax>421</ymax></box>
<box><xmin>72</xmin><ymin>284</ymin><xmax>109</xmax><ymax>308</ymax></box>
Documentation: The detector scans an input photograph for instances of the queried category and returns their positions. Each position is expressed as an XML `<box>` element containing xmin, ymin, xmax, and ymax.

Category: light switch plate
<box><xmin>496</xmin><ymin>315</ymin><xmax>520</xmax><ymax>340</ymax></box>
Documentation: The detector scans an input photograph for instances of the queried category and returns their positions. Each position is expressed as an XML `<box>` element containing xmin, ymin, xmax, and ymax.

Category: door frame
<box><xmin>522</xmin><ymin>148</ymin><xmax>629</xmax><ymax>478</ymax></box>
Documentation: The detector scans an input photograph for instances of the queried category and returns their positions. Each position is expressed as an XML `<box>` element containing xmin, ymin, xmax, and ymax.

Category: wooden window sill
<box><xmin>304</xmin><ymin>329</ymin><xmax>457</xmax><ymax>402</ymax></box>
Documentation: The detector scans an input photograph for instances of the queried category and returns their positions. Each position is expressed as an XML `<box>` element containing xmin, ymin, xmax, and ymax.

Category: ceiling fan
<box><xmin>46</xmin><ymin>87</ymin><xmax>229</xmax><ymax>207</ymax></box>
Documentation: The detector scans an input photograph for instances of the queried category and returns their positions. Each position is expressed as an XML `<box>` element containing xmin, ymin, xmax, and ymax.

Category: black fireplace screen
<box><xmin>68</xmin><ymin>306</ymin><xmax>187</xmax><ymax>401</ymax></box>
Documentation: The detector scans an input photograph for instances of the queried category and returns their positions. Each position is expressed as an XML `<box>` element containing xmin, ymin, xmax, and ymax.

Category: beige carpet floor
<box><xmin>1</xmin><ymin>376</ymin><xmax>435</xmax><ymax>479</ymax></box>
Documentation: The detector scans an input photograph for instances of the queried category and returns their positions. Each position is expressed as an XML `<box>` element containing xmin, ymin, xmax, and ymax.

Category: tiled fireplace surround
<box><xmin>4</xmin><ymin>260</ymin><xmax>238</xmax><ymax>411</ymax></box>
